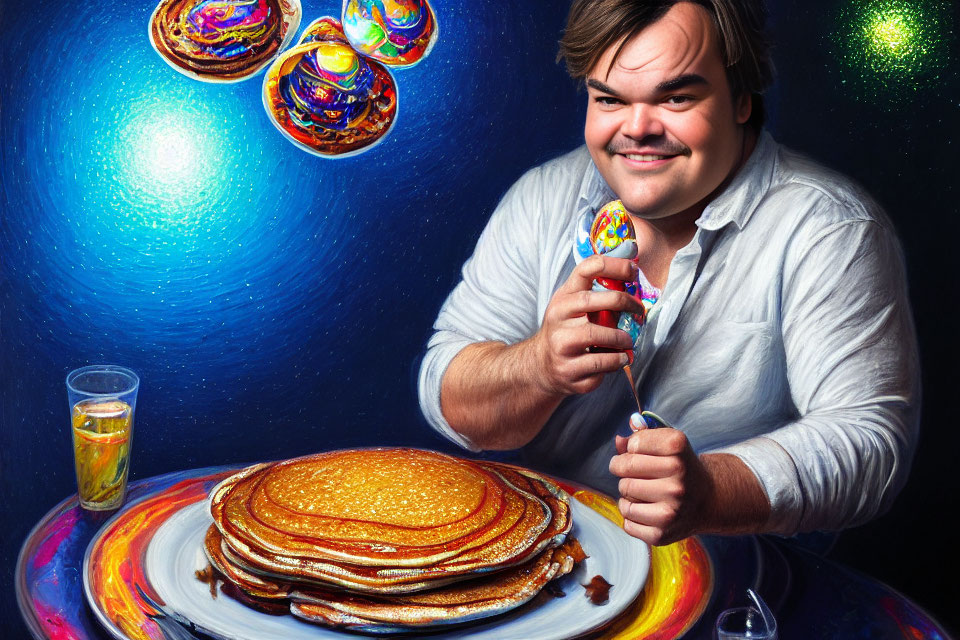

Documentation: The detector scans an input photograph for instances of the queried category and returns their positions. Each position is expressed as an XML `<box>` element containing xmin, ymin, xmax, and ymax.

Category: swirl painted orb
<box><xmin>298</xmin><ymin>14</ymin><xmax>353</xmax><ymax>45</ymax></box>
<box><xmin>591</xmin><ymin>200</ymin><xmax>637</xmax><ymax>260</ymax></box>
<box><xmin>342</xmin><ymin>0</ymin><xmax>438</xmax><ymax>67</ymax></box>
<box><xmin>263</xmin><ymin>18</ymin><xmax>398</xmax><ymax>157</ymax></box>
<box><xmin>149</xmin><ymin>0</ymin><xmax>302</xmax><ymax>82</ymax></box>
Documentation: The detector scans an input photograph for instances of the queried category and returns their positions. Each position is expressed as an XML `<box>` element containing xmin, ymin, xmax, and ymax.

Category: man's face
<box><xmin>584</xmin><ymin>2</ymin><xmax>752</xmax><ymax>220</ymax></box>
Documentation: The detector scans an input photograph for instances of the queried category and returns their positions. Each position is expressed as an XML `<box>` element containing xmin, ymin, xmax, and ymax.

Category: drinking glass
<box><xmin>66</xmin><ymin>365</ymin><xmax>139</xmax><ymax>510</ymax></box>
<box><xmin>715</xmin><ymin>589</ymin><xmax>778</xmax><ymax>639</ymax></box>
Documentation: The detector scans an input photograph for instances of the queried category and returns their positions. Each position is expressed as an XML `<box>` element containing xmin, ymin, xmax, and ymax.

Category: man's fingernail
<box><xmin>619</xmin><ymin>353</ymin><xmax>629</xmax><ymax>366</ymax></box>
<box><xmin>629</xmin><ymin>412</ymin><xmax>646</xmax><ymax>431</ymax></box>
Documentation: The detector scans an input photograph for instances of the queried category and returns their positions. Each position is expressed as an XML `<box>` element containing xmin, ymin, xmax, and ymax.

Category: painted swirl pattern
<box><xmin>571</xmin><ymin>489</ymin><xmax>713</xmax><ymax>640</ymax></box>
<box><xmin>590</xmin><ymin>200</ymin><xmax>636</xmax><ymax>258</ymax></box>
<box><xmin>342</xmin><ymin>0</ymin><xmax>438</xmax><ymax>67</ymax></box>
<box><xmin>263</xmin><ymin>18</ymin><xmax>398</xmax><ymax>157</ymax></box>
<box><xmin>574</xmin><ymin>200</ymin><xmax>652</xmax><ymax>350</ymax></box>
<box><xmin>150</xmin><ymin>0</ymin><xmax>301</xmax><ymax>81</ymax></box>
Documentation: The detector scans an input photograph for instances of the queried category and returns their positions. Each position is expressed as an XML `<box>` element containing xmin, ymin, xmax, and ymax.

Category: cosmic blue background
<box><xmin>1</xmin><ymin>0</ymin><xmax>958</xmax><ymax>637</ymax></box>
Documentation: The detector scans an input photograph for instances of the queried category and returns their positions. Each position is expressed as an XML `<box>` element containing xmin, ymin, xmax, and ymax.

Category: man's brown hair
<box><xmin>558</xmin><ymin>0</ymin><xmax>773</xmax><ymax>130</ymax></box>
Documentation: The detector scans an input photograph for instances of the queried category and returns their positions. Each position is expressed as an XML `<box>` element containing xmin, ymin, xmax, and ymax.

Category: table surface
<box><xmin>16</xmin><ymin>465</ymin><xmax>954</xmax><ymax>640</ymax></box>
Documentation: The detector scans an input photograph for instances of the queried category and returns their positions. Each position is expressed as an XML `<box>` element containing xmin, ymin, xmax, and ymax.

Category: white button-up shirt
<box><xmin>418</xmin><ymin>132</ymin><xmax>920</xmax><ymax>535</ymax></box>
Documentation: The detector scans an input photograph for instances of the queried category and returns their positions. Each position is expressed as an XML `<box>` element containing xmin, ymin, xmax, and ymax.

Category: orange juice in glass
<box><xmin>66</xmin><ymin>366</ymin><xmax>139</xmax><ymax>510</ymax></box>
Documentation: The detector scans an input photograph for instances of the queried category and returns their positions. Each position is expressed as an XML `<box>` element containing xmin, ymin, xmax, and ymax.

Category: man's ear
<box><xmin>735</xmin><ymin>92</ymin><xmax>753</xmax><ymax>125</ymax></box>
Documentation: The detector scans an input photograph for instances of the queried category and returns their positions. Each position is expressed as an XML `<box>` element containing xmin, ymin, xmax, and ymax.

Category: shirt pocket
<box><xmin>650</xmin><ymin>318</ymin><xmax>788</xmax><ymax>446</ymax></box>
<box><xmin>687</xmin><ymin>319</ymin><xmax>777</xmax><ymax>391</ymax></box>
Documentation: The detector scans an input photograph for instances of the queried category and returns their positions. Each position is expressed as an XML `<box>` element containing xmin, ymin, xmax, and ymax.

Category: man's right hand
<box><xmin>440</xmin><ymin>254</ymin><xmax>644</xmax><ymax>450</ymax></box>
<box><xmin>530</xmin><ymin>254</ymin><xmax>645</xmax><ymax>397</ymax></box>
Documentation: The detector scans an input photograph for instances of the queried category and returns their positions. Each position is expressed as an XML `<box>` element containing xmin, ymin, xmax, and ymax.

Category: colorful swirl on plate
<box><xmin>571</xmin><ymin>489</ymin><xmax>713</xmax><ymax>640</ymax></box>
<box><xmin>149</xmin><ymin>0</ymin><xmax>301</xmax><ymax>82</ymax></box>
<box><xmin>342</xmin><ymin>0</ymin><xmax>438</xmax><ymax>67</ymax></box>
<box><xmin>262</xmin><ymin>17</ymin><xmax>398</xmax><ymax>157</ymax></box>
<box><xmin>85</xmin><ymin>473</ymin><xmax>234</xmax><ymax>640</ymax></box>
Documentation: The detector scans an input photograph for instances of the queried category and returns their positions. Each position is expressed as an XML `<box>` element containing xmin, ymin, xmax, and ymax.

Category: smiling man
<box><xmin>419</xmin><ymin>0</ymin><xmax>919</xmax><ymax>546</ymax></box>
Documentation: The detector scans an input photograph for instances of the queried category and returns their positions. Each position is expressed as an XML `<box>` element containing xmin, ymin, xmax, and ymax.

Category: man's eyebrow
<box><xmin>655</xmin><ymin>74</ymin><xmax>709</xmax><ymax>92</ymax></box>
<box><xmin>585</xmin><ymin>74</ymin><xmax>709</xmax><ymax>96</ymax></box>
<box><xmin>585</xmin><ymin>78</ymin><xmax>620</xmax><ymax>95</ymax></box>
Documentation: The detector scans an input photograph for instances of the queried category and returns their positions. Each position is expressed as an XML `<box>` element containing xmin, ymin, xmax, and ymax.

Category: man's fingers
<box><xmin>621</xmin><ymin>428</ymin><xmax>690</xmax><ymax>456</ymax></box>
<box><xmin>559</xmin><ymin>255</ymin><xmax>638</xmax><ymax>294</ymax></box>
<box><xmin>556</xmin><ymin>289</ymin><xmax>645</xmax><ymax>318</ymax></box>
<box><xmin>538</xmin><ymin>350</ymin><xmax>627</xmax><ymax>395</ymax></box>
<box><xmin>618</xmin><ymin>477</ymin><xmax>686</xmax><ymax>503</ymax></box>
<box><xmin>553</xmin><ymin>324</ymin><xmax>633</xmax><ymax>356</ymax></box>
<box><xmin>619</xmin><ymin>498</ymin><xmax>678</xmax><ymax>529</ymax></box>
<box><xmin>621</xmin><ymin>517</ymin><xmax>670</xmax><ymax>547</ymax></box>
<box><xmin>609</xmin><ymin>452</ymin><xmax>684</xmax><ymax>479</ymax></box>
<box><xmin>615</xmin><ymin>434</ymin><xmax>629</xmax><ymax>455</ymax></box>
<box><xmin>558</xmin><ymin>351</ymin><xmax>630</xmax><ymax>380</ymax></box>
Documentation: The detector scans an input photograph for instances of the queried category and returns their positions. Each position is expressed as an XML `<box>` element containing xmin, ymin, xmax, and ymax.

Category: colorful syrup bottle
<box><xmin>573</xmin><ymin>200</ymin><xmax>648</xmax><ymax>415</ymax></box>
<box><xmin>573</xmin><ymin>200</ymin><xmax>645</xmax><ymax>363</ymax></box>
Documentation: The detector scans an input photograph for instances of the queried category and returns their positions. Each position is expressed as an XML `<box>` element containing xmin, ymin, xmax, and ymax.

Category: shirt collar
<box><xmin>697</xmin><ymin>129</ymin><xmax>778</xmax><ymax>231</ymax></box>
<box><xmin>577</xmin><ymin>152</ymin><xmax>617</xmax><ymax>215</ymax></box>
<box><xmin>576</xmin><ymin>130</ymin><xmax>779</xmax><ymax>231</ymax></box>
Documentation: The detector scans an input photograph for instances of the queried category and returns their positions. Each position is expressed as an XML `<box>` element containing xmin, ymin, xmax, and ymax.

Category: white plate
<box><xmin>144</xmin><ymin>498</ymin><xmax>650</xmax><ymax>639</ymax></box>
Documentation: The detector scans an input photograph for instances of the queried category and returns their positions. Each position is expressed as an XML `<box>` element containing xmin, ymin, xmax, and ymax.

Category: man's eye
<box><xmin>594</xmin><ymin>96</ymin><xmax>623</xmax><ymax>106</ymax></box>
<box><xmin>665</xmin><ymin>95</ymin><xmax>693</xmax><ymax>105</ymax></box>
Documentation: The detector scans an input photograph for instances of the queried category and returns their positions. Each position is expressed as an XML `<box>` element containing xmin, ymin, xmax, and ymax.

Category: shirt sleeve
<box><xmin>716</xmin><ymin>213</ymin><xmax>921</xmax><ymax>534</ymax></box>
<box><xmin>418</xmin><ymin>167</ymin><xmax>547</xmax><ymax>451</ymax></box>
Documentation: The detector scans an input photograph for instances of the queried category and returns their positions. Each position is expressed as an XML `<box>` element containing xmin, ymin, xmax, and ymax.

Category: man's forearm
<box><xmin>698</xmin><ymin>453</ymin><xmax>772</xmax><ymax>535</ymax></box>
<box><xmin>440</xmin><ymin>340</ymin><xmax>565</xmax><ymax>450</ymax></box>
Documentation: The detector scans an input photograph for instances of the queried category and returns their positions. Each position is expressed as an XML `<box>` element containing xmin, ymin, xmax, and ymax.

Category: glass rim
<box><xmin>715</xmin><ymin>606</ymin><xmax>775</xmax><ymax>634</ymax></box>
<box><xmin>66</xmin><ymin>364</ymin><xmax>140</xmax><ymax>396</ymax></box>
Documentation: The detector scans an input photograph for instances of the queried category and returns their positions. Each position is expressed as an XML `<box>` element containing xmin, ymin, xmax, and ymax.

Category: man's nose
<box><xmin>621</xmin><ymin>104</ymin><xmax>664</xmax><ymax>139</ymax></box>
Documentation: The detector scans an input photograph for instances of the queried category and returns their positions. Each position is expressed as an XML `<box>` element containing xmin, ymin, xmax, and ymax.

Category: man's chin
<box><xmin>603</xmin><ymin>177</ymin><xmax>682</xmax><ymax>218</ymax></box>
<box><xmin>615</xmin><ymin>196</ymin><xmax>677</xmax><ymax>220</ymax></box>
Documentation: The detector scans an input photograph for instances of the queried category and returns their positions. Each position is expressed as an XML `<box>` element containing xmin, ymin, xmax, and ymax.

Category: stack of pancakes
<box><xmin>203</xmin><ymin>448</ymin><xmax>582</xmax><ymax>631</ymax></box>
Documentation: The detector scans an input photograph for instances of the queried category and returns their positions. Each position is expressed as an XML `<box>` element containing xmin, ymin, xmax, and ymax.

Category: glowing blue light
<box><xmin>117</xmin><ymin>100</ymin><xmax>229</xmax><ymax>234</ymax></box>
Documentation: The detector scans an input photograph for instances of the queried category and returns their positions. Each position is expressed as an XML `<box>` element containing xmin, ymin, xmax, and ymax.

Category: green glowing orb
<box><xmin>832</xmin><ymin>0</ymin><xmax>952</xmax><ymax>100</ymax></box>
<box><xmin>865</xmin><ymin>9</ymin><xmax>916</xmax><ymax>58</ymax></box>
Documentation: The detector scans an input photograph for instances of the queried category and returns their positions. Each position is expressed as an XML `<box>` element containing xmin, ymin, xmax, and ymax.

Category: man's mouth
<box><xmin>623</xmin><ymin>153</ymin><xmax>674</xmax><ymax>161</ymax></box>
<box><xmin>606</xmin><ymin>139</ymin><xmax>690</xmax><ymax>164</ymax></box>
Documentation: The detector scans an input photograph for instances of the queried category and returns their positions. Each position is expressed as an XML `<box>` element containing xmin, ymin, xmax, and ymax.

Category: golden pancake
<box><xmin>212</xmin><ymin>455</ymin><xmax>508</xmax><ymax>555</ymax></box>
<box><xmin>288</xmin><ymin>543</ymin><xmax>575</xmax><ymax>630</ymax></box>
<box><xmin>217</xmin><ymin>535</ymin><xmax>476</xmax><ymax>594</ymax></box>
<box><xmin>473</xmin><ymin>463</ymin><xmax>573</xmax><ymax>562</ymax></box>
<box><xmin>254</xmin><ymin>449</ymin><xmax>507</xmax><ymax>544</ymax></box>
<box><xmin>203</xmin><ymin>525</ymin><xmax>291</xmax><ymax>600</ymax></box>
<box><xmin>213</xmin><ymin>470</ymin><xmax>517</xmax><ymax>571</ymax></box>
<box><xmin>246</xmin><ymin>465</ymin><xmax>522</xmax><ymax>562</ymax></box>
<box><xmin>211</xmin><ymin>466</ymin><xmax>558</xmax><ymax>593</ymax></box>
<box><xmin>202</xmin><ymin>448</ymin><xmax>582</xmax><ymax>632</ymax></box>
<box><xmin>210</xmin><ymin>450</ymin><xmax>545</xmax><ymax>568</ymax></box>
<box><xmin>287</xmin><ymin>602</ymin><xmax>368</xmax><ymax>629</ymax></box>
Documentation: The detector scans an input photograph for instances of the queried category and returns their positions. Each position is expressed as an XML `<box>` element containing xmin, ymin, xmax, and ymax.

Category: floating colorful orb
<box><xmin>342</xmin><ymin>0</ymin><xmax>438</xmax><ymax>67</ymax></box>
<box><xmin>299</xmin><ymin>14</ymin><xmax>352</xmax><ymax>45</ymax></box>
<box><xmin>149</xmin><ymin>0</ymin><xmax>302</xmax><ymax>82</ymax></box>
<box><xmin>262</xmin><ymin>17</ymin><xmax>398</xmax><ymax>157</ymax></box>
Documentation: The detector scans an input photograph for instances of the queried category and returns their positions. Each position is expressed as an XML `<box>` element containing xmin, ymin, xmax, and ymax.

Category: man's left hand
<box><xmin>609</xmin><ymin>427</ymin><xmax>715</xmax><ymax>546</ymax></box>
